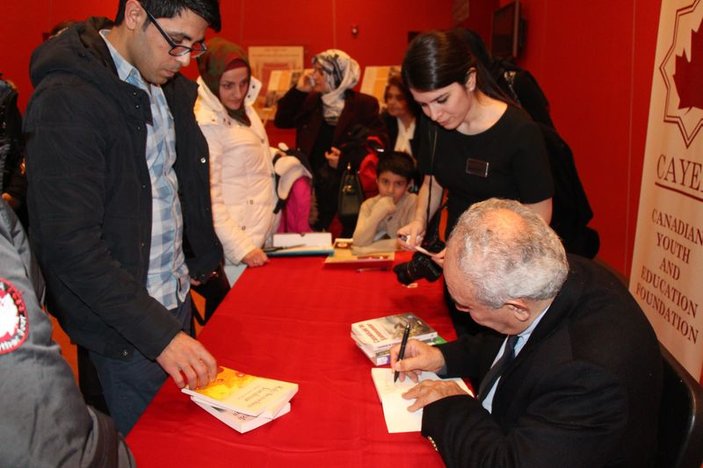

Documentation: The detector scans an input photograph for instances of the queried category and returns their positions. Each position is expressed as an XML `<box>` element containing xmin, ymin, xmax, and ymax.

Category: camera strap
<box><xmin>424</xmin><ymin>123</ymin><xmax>445</xmax><ymax>244</ymax></box>
<box><xmin>427</xmin><ymin>123</ymin><xmax>438</xmax><ymax>227</ymax></box>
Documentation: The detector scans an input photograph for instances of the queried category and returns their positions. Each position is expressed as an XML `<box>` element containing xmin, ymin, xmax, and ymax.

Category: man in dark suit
<box><xmin>391</xmin><ymin>198</ymin><xmax>662</xmax><ymax>467</ymax></box>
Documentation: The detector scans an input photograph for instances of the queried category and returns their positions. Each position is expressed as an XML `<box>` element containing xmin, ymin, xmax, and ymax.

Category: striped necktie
<box><xmin>478</xmin><ymin>335</ymin><xmax>520</xmax><ymax>401</ymax></box>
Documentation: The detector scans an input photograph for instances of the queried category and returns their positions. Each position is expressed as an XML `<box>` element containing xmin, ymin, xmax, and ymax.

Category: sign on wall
<box><xmin>629</xmin><ymin>0</ymin><xmax>703</xmax><ymax>382</ymax></box>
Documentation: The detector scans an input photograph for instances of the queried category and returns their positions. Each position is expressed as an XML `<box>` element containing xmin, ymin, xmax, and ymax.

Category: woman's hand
<box><xmin>397</xmin><ymin>220</ymin><xmax>426</xmax><ymax>250</ymax></box>
<box><xmin>296</xmin><ymin>71</ymin><xmax>315</xmax><ymax>92</ymax></box>
<box><xmin>430</xmin><ymin>247</ymin><xmax>446</xmax><ymax>267</ymax></box>
<box><xmin>242</xmin><ymin>248</ymin><xmax>269</xmax><ymax>267</ymax></box>
<box><xmin>325</xmin><ymin>147</ymin><xmax>341</xmax><ymax>169</ymax></box>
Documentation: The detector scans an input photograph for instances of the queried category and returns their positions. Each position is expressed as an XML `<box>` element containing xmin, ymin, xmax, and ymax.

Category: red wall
<box><xmin>1</xmin><ymin>0</ymin><xmax>663</xmax><ymax>276</ymax></box>
<box><xmin>510</xmin><ymin>0</ymin><xmax>661</xmax><ymax>276</ymax></box>
<box><xmin>1</xmin><ymin>0</ymin><xmax>457</xmax><ymax>110</ymax></box>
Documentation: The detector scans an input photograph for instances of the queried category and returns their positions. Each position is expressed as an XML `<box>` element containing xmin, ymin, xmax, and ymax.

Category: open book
<box><xmin>182</xmin><ymin>366</ymin><xmax>298</xmax><ymax>418</ymax></box>
<box><xmin>371</xmin><ymin>367</ymin><xmax>472</xmax><ymax>433</ymax></box>
<box><xmin>191</xmin><ymin>397</ymin><xmax>291</xmax><ymax>433</ymax></box>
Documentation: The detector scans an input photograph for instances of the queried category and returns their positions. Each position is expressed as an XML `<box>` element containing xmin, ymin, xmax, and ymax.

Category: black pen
<box><xmin>394</xmin><ymin>323</ymin><xmax>411</xmax><ymax>383</ymax></box>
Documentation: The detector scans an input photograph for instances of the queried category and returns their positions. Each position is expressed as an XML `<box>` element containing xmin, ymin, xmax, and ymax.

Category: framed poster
<box><xmin>360</xmin><ymin>65</ymin><xmax>401</xmax><ymax>108</ymax></box>
<box><xmin>248</xmin><ymin>46</ymin><xmax>305</xmax><ymax>119</ymax></box>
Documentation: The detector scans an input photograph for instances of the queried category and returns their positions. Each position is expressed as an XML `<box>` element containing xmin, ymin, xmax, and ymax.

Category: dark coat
<box><xmin>274</xmin><ymin>87</ymin><xmax>386</xmax><ymax>158</ymax></box>
<box><xmin>24</xmin><ymin>18</ymin><xmax>223</xmax><ymax>360</ymax></box>
<box><xmin>424</xmin><ymin>255</ymin><xmax>662</xmax><ymax>467</ymax></box>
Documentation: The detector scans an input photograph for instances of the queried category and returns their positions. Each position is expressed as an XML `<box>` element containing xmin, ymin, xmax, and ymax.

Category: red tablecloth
<box><xmin>127</xmin><ymin>253</ymin><xmax>455</xmax><ymax>467</ymax></box>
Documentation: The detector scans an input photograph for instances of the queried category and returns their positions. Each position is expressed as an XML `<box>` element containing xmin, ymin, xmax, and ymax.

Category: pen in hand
<box><xmin>394</xmin><ymin>323</ymin><xmax>411</xmax><ymax>383</ymax></box>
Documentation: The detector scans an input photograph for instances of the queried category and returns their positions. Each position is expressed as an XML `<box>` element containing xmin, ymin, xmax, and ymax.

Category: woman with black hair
<box><xmin>397</xmin><ymin>29</ymin><xmax>554</xmax><ymax>335</ymax></box>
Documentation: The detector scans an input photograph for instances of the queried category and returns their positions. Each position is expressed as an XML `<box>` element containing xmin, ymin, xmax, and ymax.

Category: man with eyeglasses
<box><xmin>24</xmin><ymin>0</ymin><xmax>224</xmax><ymax>435</ymax></box>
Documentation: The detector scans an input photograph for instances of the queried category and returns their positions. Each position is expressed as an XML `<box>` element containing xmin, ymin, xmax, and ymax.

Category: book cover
<box><xmin>323</xmin><ymin>238</ymin><xmax>394</xmax><ymax>268</ymax></box>
<box><xmin>191</xmin><ymin>397</ymin><xmax>291</xmax><ymax>434</ymax></box>
<box><xmin>182</xmin><ymin>366</ymin><xmax>298</xmax><ymax>417</ymax></box>
<box><xmin>351</xmin><ymin>313</ymin><xmax>438</xmax><ymax>352</ymax></box>
<box><xmin>353</xmin><ymin>334</ymin><xmax>447</xmax><ymax>366</ymax></box>
<box><xmin>370</xmin><ymin>368</ymin><xmax>472</xmax><ymax>433</ymax></box>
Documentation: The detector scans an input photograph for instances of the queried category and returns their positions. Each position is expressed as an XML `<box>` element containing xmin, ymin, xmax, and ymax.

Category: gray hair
<box><xmin>447</xmin><ymin>198</ymin><xmax>568</xmax><ymax>308</ymax></box>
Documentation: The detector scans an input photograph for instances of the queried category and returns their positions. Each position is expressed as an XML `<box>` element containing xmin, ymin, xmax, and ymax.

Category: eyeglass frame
<box><xmin>143</xmin><ymin>8</ymin><xmax>207</xmax><ymax>58</ymax></box>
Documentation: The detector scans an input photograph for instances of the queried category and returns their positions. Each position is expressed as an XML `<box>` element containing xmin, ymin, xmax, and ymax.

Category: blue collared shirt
<box><xmin>100</xmin><ymin>30</ymin><xmax>189</xmax><ymax>310</ymax></box>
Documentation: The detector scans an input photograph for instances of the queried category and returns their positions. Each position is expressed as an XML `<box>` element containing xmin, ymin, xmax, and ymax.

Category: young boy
<box><xmin>353</xmin><ymin>151</ymin><xmax>417</xmax><ymax>247</ymax></box>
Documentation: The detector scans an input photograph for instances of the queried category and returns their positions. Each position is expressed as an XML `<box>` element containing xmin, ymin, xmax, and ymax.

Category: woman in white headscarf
<box><xmin>274</xmin><ymin>49</ymin><xmax>386</xmax><ymax>233</ymax></box>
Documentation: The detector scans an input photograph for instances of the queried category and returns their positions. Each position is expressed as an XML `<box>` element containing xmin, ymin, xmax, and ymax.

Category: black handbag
<box><xmin>337</xmin><ymin>162</ymin><xmax>364</xmax><ymax>226</ymax></box>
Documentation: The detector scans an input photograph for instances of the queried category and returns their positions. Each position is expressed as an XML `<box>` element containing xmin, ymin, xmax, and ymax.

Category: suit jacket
<box><xmin>423</xmin><ymin>255</ymin><xmax>662</xmax><ymax>467</ymax></box>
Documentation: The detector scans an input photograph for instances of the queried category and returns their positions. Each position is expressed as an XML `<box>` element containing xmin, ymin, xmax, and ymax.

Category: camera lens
<box><xmin>393</xmin><ymin>252</ymin><xmax>443</xmax><ymax>285</ymax></box>
<box><xmin>393</xmin><ymin>262</ymin><xmax>416</xmax><ymax>285</ymax></box>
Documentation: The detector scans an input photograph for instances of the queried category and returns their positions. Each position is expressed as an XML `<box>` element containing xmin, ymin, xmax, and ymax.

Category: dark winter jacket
<box><xmin>24</xmin><ymin>18</ymin><xmax>222</xmax><ymax>360</ymax></box>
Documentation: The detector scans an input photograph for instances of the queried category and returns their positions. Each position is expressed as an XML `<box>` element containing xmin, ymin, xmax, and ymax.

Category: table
<box><xmin>127</xmin><ymin>253</ymin><xmax>456</xmax><ymax>467</ymax></box>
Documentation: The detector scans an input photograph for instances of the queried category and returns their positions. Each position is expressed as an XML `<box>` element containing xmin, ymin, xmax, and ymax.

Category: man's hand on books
<box><xmin>401</xmin><ymin>380</ymin><xmax>468</xmax><ymax>412</ymax></box>
<box><xmin>390</xmin><ymin>339</ymin><xmax>445</xmax><ymax>383</ymax></box>
<box><xmin>157</xmin><ymin>332</ymin><xmax>218</xmax><ymax>390</ymax></box>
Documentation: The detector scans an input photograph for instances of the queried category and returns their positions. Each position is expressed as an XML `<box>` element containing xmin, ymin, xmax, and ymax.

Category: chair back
<box><xmin>656</xmin><ymin>344</ymin><xmax>703</xmax><ymax>468</ymax></box>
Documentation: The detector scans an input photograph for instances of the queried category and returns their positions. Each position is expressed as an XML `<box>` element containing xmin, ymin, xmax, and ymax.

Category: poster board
<box><xmin>629</xmin><ymin>0</ymin><xmax>703</xmax><ymax>383</ymax></box>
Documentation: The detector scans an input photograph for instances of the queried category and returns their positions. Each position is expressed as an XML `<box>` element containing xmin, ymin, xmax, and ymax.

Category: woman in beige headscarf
<box><xmin>274</xmin><ymin>49</ymin><xmax>386</xmax><ymax>233</ymax></box>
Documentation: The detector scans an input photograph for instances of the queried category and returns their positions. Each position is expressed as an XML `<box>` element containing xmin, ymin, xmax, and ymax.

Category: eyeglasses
<box><xmin>143</xmin><ymin>8</ymin><xmax>207</xmax><ymax>58</ymax></box>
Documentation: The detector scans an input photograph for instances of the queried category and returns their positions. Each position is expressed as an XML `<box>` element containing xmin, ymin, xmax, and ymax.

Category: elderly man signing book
<box><xmin>390</xmin><ymin>198</ymin><xmax>662</xmax><ymax>467</ymax></box>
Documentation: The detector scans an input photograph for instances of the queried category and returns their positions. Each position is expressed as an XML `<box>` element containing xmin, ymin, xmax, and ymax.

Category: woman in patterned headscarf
<box><xmin>195</xmin><ymin>37</ymin><xmax>279</xmax><ymax>290</ymax></box>
<box><xmin>274</xmin><ymin>49</ymin><xmax>386</xmax><ymax>233</ymax></box>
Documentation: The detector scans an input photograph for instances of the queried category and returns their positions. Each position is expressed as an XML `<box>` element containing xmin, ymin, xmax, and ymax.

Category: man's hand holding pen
<box><xmin>389</xmin><ymin>339</ymin><xmax>466</xmax><ymax>411</ymax></box>
<box><xmin>390</xmin><ymin>339</ymin><xmax>445</xmax><ymax>383</ymax></box>
<box><xmin>393</xmin><ymin>324</ymin><xmax>411</xmax><ymax>383</ymax></box>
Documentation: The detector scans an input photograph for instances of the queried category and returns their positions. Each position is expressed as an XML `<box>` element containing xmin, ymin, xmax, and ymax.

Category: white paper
<box><xmin>371</xmin><ymin>367</ymin><xmax>471</xmax><ymax>433</ymax></box>
<box><xmin>272</xmin><ymin>232</ymin><xmax>332</xmax><ymax>247</ymax></box>
<box><xmin>192</xmin><ymin>397</ymin><xmax>291</xmax><ymax>433</ymax></box>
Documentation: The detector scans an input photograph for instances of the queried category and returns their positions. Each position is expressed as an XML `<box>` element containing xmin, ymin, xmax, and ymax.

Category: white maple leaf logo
<box><xmin>0</xmin><ymin>291</ymin><xmax>20</xmax><ymax>340</ymax></box>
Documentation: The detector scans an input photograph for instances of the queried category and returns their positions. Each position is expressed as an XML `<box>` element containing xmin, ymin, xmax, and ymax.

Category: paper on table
<box><xmin>371</xmin><ymin>367</ymin><xmax>472</xmax><ymax>433</ymax></box>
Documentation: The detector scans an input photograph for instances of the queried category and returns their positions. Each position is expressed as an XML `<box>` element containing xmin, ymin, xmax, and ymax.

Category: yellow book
<box><xmin>182</xmin><ymin>366</ymin><xmax>298</xmax><ymax>418</ymax></box>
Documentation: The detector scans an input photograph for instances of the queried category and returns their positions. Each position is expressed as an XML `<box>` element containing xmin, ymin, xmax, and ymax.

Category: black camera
<box><xmin>393</xmin><ymin>239</ymin><xmax>445</xmax><ymax>285</ymax></box>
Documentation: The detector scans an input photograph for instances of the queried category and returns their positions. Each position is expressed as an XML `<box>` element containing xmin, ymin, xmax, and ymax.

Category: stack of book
<box><xmin>266</xmin><ymin>232</ymin><xmax>334</xmax><ymax>257</ymax></box>
<box><xmin>323</xmin><ymin>238</ymin><xmax>395</xmax><ymax>269</ymax></box>
<box><xmin>182</xmin><ymin>366</ymin><xmax>298</xmax><ymax>433</ymax></box>
<box><xmin>350</xmin><ymin>313</ymin><xmax>445</xmax><ymax>365</ymax></box>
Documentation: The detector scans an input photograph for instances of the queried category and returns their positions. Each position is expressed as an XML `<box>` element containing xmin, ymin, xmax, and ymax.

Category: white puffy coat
<box><xmin>195</xmin><ymin>76</ymin><xmax>278</xmax><ymax>265</ymax></box>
